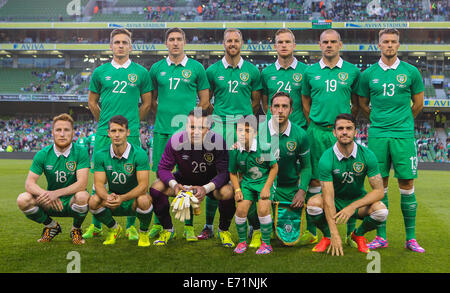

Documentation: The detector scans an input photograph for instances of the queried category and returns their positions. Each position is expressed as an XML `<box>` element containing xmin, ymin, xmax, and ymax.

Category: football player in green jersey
<box><xmin>230</xmin><ymin>115</ymin><xmax>278</xmax><ymax>254</ymax></box>
<box><xmin>86</xmin><ymin>28</ymin><xmax>152</xmax><ymax>240</ymax></box>
<box><xmin>89</xmin><ymin>116</ymin><xmax>153</xmax><ymax>247</ymax></box>
<box><xmin>301</xmin><ymin>29</ymin><xmax>361</xmax><ymax>246</ymax></box>
<box><xmin>261</xmin><ymin>29</ymin><xmax>308</xmax><ymax>129</ymax></box>
<box><xmin>76</xmin><ymin>132</ymin><xmax>89</xmax><ymax>155</ymax></box>
<box><xmin>148</xmin><ymin>27</ymin><xmax>210</xmax><ymax>239</ymax></box>
<box><xmin>17</xmin><ymin>114</ymin><xmax>90</xmax><ymax>244</ymax></box>
<box><xmin>306</xmin><ymin>114</ymin><xmax>388</xmax><ymax>255</ymax></box>
<box><xmin>201</xmin><ymin>28</ymin><xmax>262</xmax><ymax>244</ymax></box>
<box><xmin>358</xmin><ymin>29</ymin><xmax>425</xmax><ymax>253</ymax></box>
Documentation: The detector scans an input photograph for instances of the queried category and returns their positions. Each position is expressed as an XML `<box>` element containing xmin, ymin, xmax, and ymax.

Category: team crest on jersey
<box><xmin>124</xmin><ymin>163</ymin><xmax>134</xmax><ymax>174</ymax></box>
<box><xmin>255</xmin><ymin>156</ymin><xmax>265</xmax><ymax>164</ymax></box>
<box><xmin>66</xmin><ymin>161</ymin><xmax>76</xmax><ymax>172</ymax></box>
<box><xmin>204</xmin><ymin>153</ymin><xmax>214</xmax><ymax>163</ymax></box>
<box><xmin>353</xmin><ymin>162</ymin><xmax>364</xmax><ymax>173</ymax></box>
<box><xmin>397</xmin><ymin>74</ymin><xmax>407</xmax><ymax>84</ymax></box>
<box><xmin>182</xmin><ymin>69</ymin><xmax>192</xmax><ymax>79</ymax></box>
<box><xmin>128</xmin><ymin>74</ymin><xmax>138</xmax><ymax>83</ymax></box>
<box><xmin>338</xmin><ymin>72</ymin><xmax>348</xmax><ymax>81</ymax></box>
<box><xmin>240</xmin><ymin>72</ymin><xmax>249</xmax><ymax>82</ymax></box>
<box><xmin>286</xmin><ymin>141</ymin><xmax>297</xmax><ymax>152</ymax></box>
<box><xmin>293</xmin><ymin>73</ymin><xmax>302</xmax><ymax>82</ymax></box>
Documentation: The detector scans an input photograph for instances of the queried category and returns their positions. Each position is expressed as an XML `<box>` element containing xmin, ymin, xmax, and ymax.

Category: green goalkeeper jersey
<box><xmin>301</xmin><ymin>58</ymin><xmax>360</xmax><ymax>127</ymax></box>
<box><xmin>89</xmin><ymin>59</ymin><xmax>153</xmax><ymax>137</ymax></box>
<box><xmin>30</xmin><ymin>143</ymin><xmax>90</xmax><ymax>191</ymax></box>
<box><xmin>93</xmin><ymin>143</ymin><xmax>150</xmax><ymax>195</ymax></box>
<box><xmin>319</xmin><ymin>142</ymin><xmax>380</xmax><ymax>202</ymax></box>
<box><xmin>357</xmin><ymin>58</ymin><xmax>424</xmax><ymax>139</ymax></box>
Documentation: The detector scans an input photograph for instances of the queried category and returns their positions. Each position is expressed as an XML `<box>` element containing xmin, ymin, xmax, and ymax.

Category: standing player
<box><xmin>17</xmin><ymin>114</ymin><xmax>90</xmax><ymax>244</ymax></box>
<box><xmin>258</xmin><ymin>92</ymin><xmax>311</xmax><ymax>245</ymax></box>
<box><xmin>87</xmin><ymin>130</ymin><xmax>96</xmax><ymax>162</ymax></box>
<box><xmin>230</xmin><ymin>115</ymin><xmax>278</xmax><ymax>254</ymax></box>
<box><xmin>89</xmin><ymin>115</ymin><xmax>153</xmax><ymax>247</ymax></box>
<box><xmin>148</xmin><ymin>27</ymin><xmax>210</xmax><ymax>238</ymax></box>
<box><xmin>76</xmin><ymin>132</ymin><xmax>89</xmax><ymax>155</ymax></box>
<box><xmin>358</xmin><ymin>29</ymin><xmax>425</xmax><ymax>253</ymax></box>
<box><xmin>85</xmin><ymin>28</ymin><xmax>153</xmax><ymax>240</ymax></box>
<box><xmin>261</xmin><ymin>28</ymin><xmax>308</xmax><ymax>130</ymax></box>
<box><xmin>306</xmin><ymin>114</ymin><xmax>388</xmax><ymax>255</ymax></box>
<box><xmin>201</xmin><ymin>28</ymin><xmax>262</xmax><ymax>244</ymax></box>
<box><xmin>301</xmin><ymin>29</ymin><xmax>361</xmax><ymax>246</ymax></box>
<box><xmin>149</xmin><ymin>109</ymin><xmax>236</xmax><ymax>247</ymax></box>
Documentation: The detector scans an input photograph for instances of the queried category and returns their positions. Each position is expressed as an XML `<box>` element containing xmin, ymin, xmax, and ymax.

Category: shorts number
<box><xmin>325</xmin><ymin>79</ymin><xmax>337</xmax><ymax>92</ymax></box>
<box><xmin>382</xmin><ymin>83</ymin><xmax>395</xmax><ymax>96</ymax></box>
<box><xmin>276</xmin><ymin>81</ymin><xmax>292</xmax><ymax>93</ymax></box>
<box><xmin>192</xmin><ymin>161</ymin><xmax>207</xmax><ymax>173</ymax></box>
<box><xmin>112</xmin><ymin>80</ymin><xmax>127</xmax><ymax>94</ymax></box>
<box><xmin>341</xmin><ymin>172</ymin><xmax>354</xmax><ymax>184</ymax></box>
<box><xmin>228</xmin><ymin>80</ymin><xmax>239</xmax><ymax>93</ymax></box>
<box><xmin>112</xmin><ymin>172</ymin><xmax>127</xmax><ymax>184</ymax></box>
<box><xmin>249</xmin><ymin>166</ymin><xmax>263</xmax><ymax>180</ymax></box>
<box><xmin>55</xmin><ymin>171</ymin><xmax>67</xmax><ymax>183</ymax></box>
<box><xmin>410</xmin><ymin>156</ymin><xmax>418</xmax><ymax>170</ymax></box>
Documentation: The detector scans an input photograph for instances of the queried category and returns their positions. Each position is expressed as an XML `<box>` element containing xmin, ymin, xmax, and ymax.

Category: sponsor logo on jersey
<box><xmin>240</xmin><ymin>161</ymin><xmax>245</xmax><ymax>165</ymax></box>
<box><xmin>255</xmin><ymin>156</ymin><xmax>265</xmax><ymax>164</ymax></box>
<box><xmin>314</xmin><ymin>75</ymin><xmax>321</xmax><ymax>80</ymax></box>
<box><xmin>128</xmin><ymin>74</ymin><xmax>137</xmax><ymax>83</ymax></box>
<box><xmin>66</xmin><ymin>161</ymin><xmax>77</xmax><ymax>172</ymax></box>
<box><xmin>204</xmin><ymin>153</ymin><xmax>214</xmax><ymax>163</ymax></box>
<box><xmin>160</xmin><ymin>72</ymin><xmax>166</xmax><ymax>76</ymax></box>
<box><xmin>372</xmin><ymin>79</ymin><xmax>379</xmax><ymax>84</ymax></box>
<box><xmin>240</xmin><ymin>72</ymin><xmax>249</xmax><ymax>82</ymax></box>
<box><xmin>353</xmin><ymin>162</ymin><xmax>364</xmax><ymax>173</ymax></box>
<box><xmin>124</xmin><ymin>163</ymin><xmax>134</xmax><ymax>174</ymax></box>
<box><xmin>286</xmin><ymin>141</ymin><xmax>297</xmax><ymax>152</ymax></box>
<box><xmin>338</xmin><ymin>72</ymin><xmax>349</xmax><ymax>81</ymax></box>
<box><xmin>333</xmin><ymin>169</ymin><xmax>340</xmax><ymax>174</ymax></box>
<box><xmin>46</xmin><ymin>165</ymin><xmax>53</xmax><ymax>170</ymax></box>
<box><xmin>182</xmin><ymin>155</ymin><xmax>190</xmax><ymax>160</ymax></box>
<box><xmin>182</xmin><ymin>69</ymin><xmax>192</xmax><ymax>79</ymax></box>
<box><xmin>397</xmin><ymin>74</ymin><xmax>407</xmax><ymax>84</ymax></box>
<box><xmin>106</xmin><ymin>165</ymin><xmax>113</xmax><ymax>171</ymax></box>
<box><xmin>293</xmin><ymin>73</ymin><xmax>302</xmax><ymax>82</ymax></box>
<box><xmin>105</xmin><ymin>76</ymin><xmax>111</xmax><ymax>81</ymax></box>
<box><xmin>218</xmin><ymin>76</ymin><xmax>225</xmax><ymax>81</ymax></box>
<box><xmin>271</xmin><ymin>76</ymin><xmax>277</xmax><ymax>80</ymax></box>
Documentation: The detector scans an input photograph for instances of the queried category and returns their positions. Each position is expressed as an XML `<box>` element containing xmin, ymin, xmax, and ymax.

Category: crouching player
<box><xmin>230</xmin><ymin>115</ymin><xmax>278</xmax><ymax>254</ymax></box>
<box><xmin>150</xmin><ymin>109</ymin><xmax>236</xmax><ymax>247</ymax></box>
<box><xmin>17</xmin><ymin>114</ymin><xmax>90</xmax><ymax>244</ymax></box>
<box><xmin>306</xmin><ymin>114</ymin><xmax>388</xmax><ymax>255</ymax></box>
<box><xmin>89</xmin><ymin>115</ymin><xmax>153</xmax><ymax>247</ymax></box>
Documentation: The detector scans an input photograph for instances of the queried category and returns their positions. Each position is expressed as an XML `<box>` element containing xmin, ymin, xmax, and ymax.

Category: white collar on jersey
<box><xmin>378</xmin><ymin>57</ymin><xmax>400</xmax><ymax>71</ymax></box>
<box><xmin>53</xmin><ymin>143</ymin><xmax>72</xmax><ymax>158</ymax></box>
<box><xmin>275</xmin><ymin>58</ymin><xmax>298</xmax><ymax>70</ymax></box>
<box><xmin>319</xmin><ymin>57</ymin><xmax>343</xmax><ymax>69</ymax></box>
<box><xmin>238</xmin><ymin>138</ymin><xmax>258</xmax><ymax>153</ymax></box>
<box><xmin>268</xmin><ymin>118</ymin><xmax>291</xmax><ymax>137</ymax></box>
<box><xmin>222</xmin><ymin>56</ymin><xmax>244</xmax><ymax>69</ymax></box>
<box><xmin>111</xmin><ymin>59</ymin><xmax>131</xmax><ymax>69</ymax></box>
<box><xmin>110</xmin><ymin>142</ymin><xmax>131</xmax><ymax>159</ymax></box>
<box><xmin>166</xmin><ymin>55</ymin><xmax>189</xmax><ymax>67</ymax></box>
<box><xmin>333</xmin><ymin>142</ymin><xmax>357</xmax><ymax>161</ymax></box>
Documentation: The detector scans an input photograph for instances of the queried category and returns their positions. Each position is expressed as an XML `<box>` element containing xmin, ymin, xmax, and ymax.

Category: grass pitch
<box><xmin>0</xmin><ymin>159</ymin><xmax>449</xmax><ymax>273</ymax></box>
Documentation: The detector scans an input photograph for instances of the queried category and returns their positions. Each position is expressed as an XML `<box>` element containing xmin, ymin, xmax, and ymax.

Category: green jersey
<box><xmin>261</xmin><ymin>59</ymin><xmax>308</xmax><ymax>128</ymax></box>
<box><xmin>149</xmin><ymin>56</ymin><xmax>210</xmax><ymax>134</ymax></box>
<box><xmin>357</xmin><ymin>59</ymin><xmax>424</xmax><ymax>139</ymax></box>
<box><xmin>93</xmin><ymin>143</ymin><xmax>150</xmax><ymax>195</ymax></box>
<box><xmin>30</xmin><ymin>143</ymin><xmax>90</xmax><ymax>191</ymax></box>
<box><xmin>229</xmin><ymin>139</ymin><xmax>276</xmax><ymax>185</ymax></box>
<box><xmin>207</xmin><ymin>57</ymin><xmax>262</xmax><ymax>123</ymax></box>
<box><xmin>76</xmin><ymin>136</ymin><xmax>88</xmax><ymax>149</ymax></box>
<box><xmin>87</xmin><ymin>134</ymin><xmax>96</xmax><ymax>149</ymax></box>
<box><xmin>89</xmin><ymin>59</ymin><xmax>153</xmax><ymax>137</ymax></box>
<box><xmin>258</xmin><ymin>119</ymin><xmax>311</xmax><ymax>190</ymax></box>
<box><xmin>319</xmin><ymin>142</ymin><xmax>380</xmax><ymax>202</ymax></box>
<box><xmin>301</xmin><ymin>58</ymin><xmax>360</xmax><ymax>127</ymax></box>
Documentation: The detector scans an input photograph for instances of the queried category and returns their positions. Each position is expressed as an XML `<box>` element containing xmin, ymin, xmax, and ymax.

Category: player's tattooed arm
<box><xmin>88</xmin><ymin>91</ymin><xmax>101</xmax><ymax>122</ymax></box>
<box><xmin>411</xmin><ymin>91</ymin><xmax>424</xmax><ymax>118</ymax></box>
<box><xmin>358</xmin><ymin>96</ymin><xmax>371</xmax><ymax>119</ymax></box>
<box><xmin>301</xmin><ymin>95</ymin><xmax>311</xmax><ymax>124</ymax></box>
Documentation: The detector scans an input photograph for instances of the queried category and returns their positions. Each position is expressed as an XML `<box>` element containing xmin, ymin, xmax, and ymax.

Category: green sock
<box><xmin>153</xmin><ymin>214</ymin><xmax>161</xmax><ymax>225</ymax></box>
<box><xmin>376</xmin><ymin>190</ymin><xmax>389</xmax><ymax>239</ymax></box>
<box><xmin>136</xmin><ymin>207</ymin><xmax>153</xmax><ymax>232</ymax></box>
<box><xmin>247</xmin><ymin>202</ymin><xmax>260</xmax><ymax>230</ymax></box>
<box><xmin>355</xmin><ymin>215</ymin><xmax>382</xmax><ymax>236</ymax></box>
<box><xmin>401</xmin><ymin>191</ymin><xmax>417</xmax><ymax>241</ymax></box>
<box><xmin>235</xmin><ymin>217</ymin><xmax>248</xmax><ymax>243</ymax></box>
<box><xmin>184</xmin><ymin>207</ymin><xmax>194</xmax><ymax>226</ymax></box>
<box><xmin>205</xmin><ymin>196</ymin><xmax>218</xmax><ymax>226</ymax></box>
<box><xmin>92</xmin><ymin>215</ymin><xmax>102</xmax><ymax>229</ymax></box>
<box><xmin>126</xmin><ymin>216</ymin><xmax>136</xmax><ymax>229</ymax></box>
<box><xmin>346</xmin><ymin>217</ymin><xmax>356</xmax><ymax>237</ymax></box>
<box><xmin>305</xmin><ymin>190</ymin><xmax>319</xmax><ymax>235</ymax></box>
<box><xmin>24</xmin><ymin>206</ymin><xmax>51</xmax><ymax>224</ymax></box>
<box><xmin>259</xmin><ymin>216</ymin><xmax>272</xmax><ymax>244</ymax></box>
<box><xmin>94</xmin><ymin>208</ymin><xmax>116</xmax><ymax>228</ymax></box>
<box><xmin>71</xmin><ymin>204</ymin><xmax>88</xmax><ymax>229</ymax></box>
<box><xmin>309</xmin><ymin>212</ymin><xmax>331</xmax><ymax>238</ymax></box>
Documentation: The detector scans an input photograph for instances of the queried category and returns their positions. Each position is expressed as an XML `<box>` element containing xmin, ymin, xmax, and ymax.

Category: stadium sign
<box><xmin>0</xmin><ymin>94</ymin><xmax>88</xmax><ymax>102</ymax></box>
<box><xmin>108</xmin><ymin>23</ymin><xmax>166</xmax><ymax>29</ymax></box>
<box><xmin>424</xmin><ymin>99</ymin><xmax>450</xmax><ymax>108</ymax></box>
<box><xmin>344</xmin><ymin>22</ymin><xmax>409</xmax><ymax>28</ymax></box>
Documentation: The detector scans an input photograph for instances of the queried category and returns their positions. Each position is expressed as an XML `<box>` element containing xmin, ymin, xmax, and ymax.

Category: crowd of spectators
<box><xmin>415</xmin><ymin>122</ymin><xmax>450</xmax><ymax>163</ymax></box>
<box><xmin>20</xmin><ymin>70</ymin><xmax>73</xmax><ymax>94</ymax></box>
